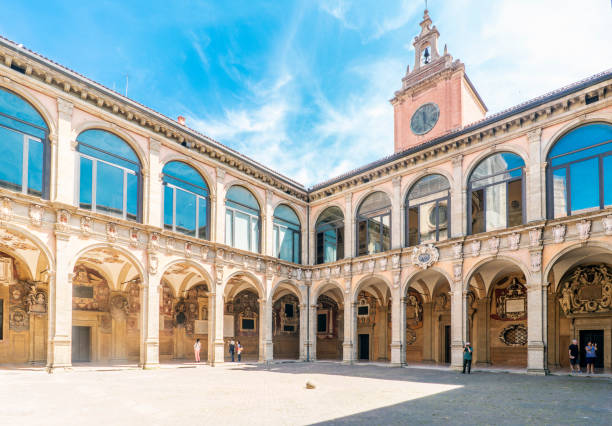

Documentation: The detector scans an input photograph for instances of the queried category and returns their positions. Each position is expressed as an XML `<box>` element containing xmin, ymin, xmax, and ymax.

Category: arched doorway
<box><xmin>353</xmin><ymin>277</ymin><xmax>391</xmax><ymax>362</ymax></box>
<box><xmin>0</xmin><ymin>227</ymin><xmax>51</xmax><ymax>364</ymax></box>
<box><xmin>271</xmin><ymin>282</ymin><xmax>301</xmax><ymax>360</ymax></box>
<box><xmin>158</xmin><ymin>261</ymin><xmax>212</xmax><ymax>362</ymax></box>
<box><xmin>315</xmin><ymin>284</ymin><xmax>344</xmax><ymax>360</ymax></box>
<box><xmin>468</xmin><ymin>258</ymin><xmax>528</xmax><ymax>368</ymax></box>
<box><xmin>71</xmin><ymin>247</ymin><xmax>143</xmax><ymax>363</ymax></box>
<box><xmin>547</xmin><ymin>245</ymin><xmax>612</xmax><ymax>371</ymax></box>
<box><xmin>224</xmin><ymin>273</ymin><xmax>263</xmax><ymax>361</ymax></box>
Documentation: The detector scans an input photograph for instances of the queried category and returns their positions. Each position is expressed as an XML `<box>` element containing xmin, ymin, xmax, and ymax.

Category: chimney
<box><xmin>177</xmin><ymin>116</ymin><xmax>186</xmax><ymax>125</ymax></box>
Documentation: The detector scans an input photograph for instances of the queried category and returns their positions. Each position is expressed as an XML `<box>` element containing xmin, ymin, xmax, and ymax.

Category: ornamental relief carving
<box><xmin>411</xmin><ymin>244</ymin><xmax>439</xmax><ymax>269</ymax></box>
<box><xmin>499</xmin><ymin>324</ymin><xmax>527</xmax><ymax>346</ymax></box>
<box><xmin>357</xmin><ymin>291</ymin><xmax>377</xmax><ymax>325</ymax></box>
<box><xmin>491</xmin><ymin>276</ymin><xmax>527</xmax><ymax>321</ymax></box>
<box><xmin>273</xmin><ymin>294</ymin><xmax>299</xmax><ymax>335</ymax></box>
<box><xmin>405</xmin><ymin>289</ymin><xmax>423</xmax><ymax>327</ymax></box>
<box><xmin>558</xmin><ymin>264</ymin><xmax>612</xmax><ymax>315</ymax></box>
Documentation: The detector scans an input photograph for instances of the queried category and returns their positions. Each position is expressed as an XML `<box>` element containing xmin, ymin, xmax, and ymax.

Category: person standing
<box><xmin>462</xmin><ymin>342</ymin><xmax>472</xmax><ymax>374</ymax></box>
<box><xmin>237</xmin><ymin>341</ymin><xmax>243</xmax><ymax>362</ymax></box>
<box><xmin>585</xmin><ymin>341</ymin><xmax>597</xmax><ymax>374</ymax></box>
<box><xmin>568</xmin><ymin>339</ymin><xmax>580</xmax><ymax>373</ymax></box>
<box><xmin>229</xmin><ymin>339</ymin><xmax>235</xmax><ymax>362</ymax></box>
<box><xmin>193</xmin><ymin>338</ymin><xmax>201</xmax><ymax>363</ymax></box>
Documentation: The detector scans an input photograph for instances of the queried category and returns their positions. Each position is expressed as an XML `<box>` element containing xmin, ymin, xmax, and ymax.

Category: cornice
<box><xmin>0</xmin><ymin>40</ymin><xmax>308</xmax><ymax>201</ymax></box>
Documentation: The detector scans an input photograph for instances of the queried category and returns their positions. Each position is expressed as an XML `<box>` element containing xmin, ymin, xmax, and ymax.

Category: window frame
<box><xmin>225</xmin><ymin>187</ymin><xmax>261</xmax><ymax>253</ymax></box>
<box><xmin>76</xmin><ymin>133</ymin><xmax>142</xmax><ymax>222</ymax></box>
<box><xmin>162</xmin><ymin>164</ymin><xmax>210</xmax><ymax>240</ymax></box>
<box><xmin>0</xmin><ymin>90</ymin><xmax>50</xmax><ymax>199</ymax></box>
<box><xmin>467</xmin><ymin>155</ymin><xmax>525</xmax><ymax>235</ymax></box>
<box><xmin>405</xmin><ymin>175</ymin><xmax>451</xmax><ymax>246</ymax></box>
<box><xmin>356</xmin><ymin>193</ymin><xmax>392</xmax><ymax>257</ymax></box>
<box><xmin>273</xmin><ymin>205</ymin><xmax>301</xmax><ymax>264</ymax></box>
<box><xmin>315</xmin><ymin>207</ymin><xmax>345</xmax><ymax>265</ymax></box>
<box><xmin>546</xmin><ymin>136</ymin><xmax>612</xmax><ymax>218</ymax></box>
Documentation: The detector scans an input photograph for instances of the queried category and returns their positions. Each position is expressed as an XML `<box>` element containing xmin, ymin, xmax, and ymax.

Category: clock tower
<box><xmin>391</xmin><ymin>10</ymin><xmax>487</xmax><ymax>153</ymax></box>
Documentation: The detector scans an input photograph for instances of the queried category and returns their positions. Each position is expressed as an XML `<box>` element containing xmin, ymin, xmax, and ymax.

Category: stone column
<box><xmin>140</xmin><ymin>272</ymin><xmax>160</xmax><ymax>369</ymax></box>
<box><xmin>215</xmin><ymin>168</ymin><xmax>226</xmax><ymax>245</ymax></box>
<box><xmin>212</xmin><ymin>265</ymin><xmax>225</xmax><ymax>365</ymax></box>
<box><xmin>391</xmin><ymin>176</ymin><xmax>402</xmax><ymax>249</ymax></box>
<box><xmin>399</xmin><ymin>297</ymin><xmax>407</xmax><ymax>365</ymax></box>
<box><xmin>526</xmin><ymin>128</ymin><xmax>544</xmax><ymax>222</ymax></box>
<box><xmin>264</xmin><ymin>190</ymin><xmax>274</xmax><ymax>257</ymax></box>
<box><xmin>527</xmin><ymin>278</ymin><xmax>548</xmax><ymax>373</ymax></box>
<box><xmin>344</xmin><ymin>193</ymin><xmax>353</xmax><ymax>259</ymax></box>
<box><xmin>309</xmin><ymin>303</ymin><xmax>318</xmax><ymax>361</ymax></box>
<box><xmin>342</xmin><ymin>299</ymin><xmax>355</xmax><ymax>363</ymax></box>
<box><xmin>261</xmin><ymin>297</ymin><xmax>273</xmax><ymax>361</ymax></box>
<box><xmin>147</xmin><ymin>138</ymin><xmax>163</xmax><ymax>227</ymax></box>
<box><xmin>47</xmin><ymin>231</ymin><xmax>72</xmax><ymax>371</ymax></box>
<box><xmin>451</xmin><ymin>155</ymin><xmax>464</xmax><ymax>237</ymax></box>
<box><xmin>299</xmin><ymin>302</ymin><xmax>308</xmax><ymax>360</ymax></box>
<box><xmin>54</xmin><ymin>98</ymin><xmax>74</xmax><ymax>204</ymax></box>
<box><xmin>450</xmin><ymin>261</ymin><xmax>467</xmax><ymax>369</ymax></box>
<box><xmin>207</xmin><ymin>292</ymin><xmax>215</xmax><ymax>363</ymax></box>
<box><xmin>390</xmin><ymin>274</ymin><xmax>402</xmax><ymax>365</ymax></box>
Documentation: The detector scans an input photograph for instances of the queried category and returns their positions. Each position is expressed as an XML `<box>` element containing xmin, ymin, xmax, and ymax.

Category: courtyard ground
<box><xmin>0</xmin><ymin>362</ymin><xmax>610</xmax><ymax>425</ymax></box>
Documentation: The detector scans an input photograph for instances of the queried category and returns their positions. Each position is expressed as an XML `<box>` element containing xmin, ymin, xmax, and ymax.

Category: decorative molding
<box><xmin>411</xmin><ymin>244</ymin><xmax>439</xmax><ymax>269</ymax></box>
<box><xmin>106</xmin><ymin>223</ymin><xmax>117</xmax><ymax>242</ymax></box>
<box><xmin>0</xmin><ymin>197</ymin><xmax>12</xmax><ymax>223</ymax></box>
<box><xmin>55</xmin><ymin>209</ymin><xmax>70</xmax><ymax>232</ymax></box>
<box><xmin>470</xmin><ymin>240</ymin><xmax>481</xmax><ymax>257</ymax></box>
<box><xmin>452</xmin><ymin>242</ymin><xmax>462</xmax><ymax>259</ymax></box>
<box><xmin>80</xmin><ymin>216</ymin><xmax>92</xmax><ymax>237</ymax></box>
<box><xmin>148</xmin><ymin>253</ymin><xmax>158</xmax><ymax>275</ymax></box>
<box><xmin>488</xmin><ymin>236</ymin><xmax>500</xmax><ymax>254</ymax></box>
<box><xmin>577</xmin><ymin>220</ymin><xmax>591</xmax><ymax>240</ymax></box>
<box><xmin>28</xmin><ymin>204</ymin><xmax>43</xmax><ymax>226</ymax></box>
<box><xmin>508</xmin><ymin>232</ymin><xmax>520</xmax><ymax>251</ymax></box>
<box><xmin>530</xmin><ymin>250</ymin><xmax>542</xmax><ymax>272</ymax></box>
<box><xmin>552</xmin><ymin>224</ymin><xmax>566</xmax><ymax>243</ymax></box>
<box><xmin>529</xmin><ymin>228</ymin><xmax>542</xmax><ymax>247</ymax></box>
<box><xmin>604</xmin><ymin>215</ymin><xmax>612</xmax><ymax>236</ymax></box>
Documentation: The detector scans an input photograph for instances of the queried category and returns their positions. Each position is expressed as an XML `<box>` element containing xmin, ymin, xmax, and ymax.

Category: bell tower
<box><xmin>391</xmin><ymin>10</ymin><xmax>487</xmax><ymax>153</ymax></box>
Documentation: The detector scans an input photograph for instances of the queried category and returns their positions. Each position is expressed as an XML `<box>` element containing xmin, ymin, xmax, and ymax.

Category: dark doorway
<box><xmin>72</xmin><ymin>326</ymin><xmax>91</xmax><ymax>362</ymax></box>
<box><xmin>358</xmin><ymin>334</ymin><xmax>369</xmax><ymax>360</ymax></box>
<box><xmin>444</xmin><ymin>325</ymin><xmax>451</xmax><ymax>363</ymax></box>
<box><xmin>579</xmin><ymin>330</ymin><xmax>604</xmax><ymax>369</ymax></box>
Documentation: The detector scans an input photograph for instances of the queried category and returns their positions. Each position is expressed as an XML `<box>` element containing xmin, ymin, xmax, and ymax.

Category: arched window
<box><xmin>547</xmin><ymin>123</ymin><xmax>612</xmax><ymax>218</ymax></box>
<box><xmin>0</xmin><ymin>87</ymin><xmax>49</xmax><ymax>198</ymax></box>
<box><xmin>77</xmin><ymin>129</ymin><xmax>141</xmax><ymax>221</ymax></box>
<box><xmin>273</xmin><ymin>204</ymin><xmax>300</xmax><ymax>263</ymax></box>
<box><xmin>315</xmin><ymin>206</ymin><xmax>344</xmax><ymax>264</ymax></box>
<box><xmin>163</xmin><ymin>161</ymin><xmax>210</xmax><ymax>239</ymax></box>
<box><xmin>225</xmin><ymin>186</ymin><xmax>260</xmax><ymax>253</ymax></box>
<box><xmin>468</xmin><ymin>152</ymin><xmax>524</xmax><ymax>234</ymax></box>
<box><xmin>406</xmin><ymin>174</ymin><xmax>450</xmax><ymax>246</ymax></box>
<box><xmin>357</xmin><ymin>192</ymin><xmax>391</xmax><ymax>256</ymax></box>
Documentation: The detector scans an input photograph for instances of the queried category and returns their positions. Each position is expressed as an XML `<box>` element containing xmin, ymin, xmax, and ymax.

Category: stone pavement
<box><xmin>0</xmin><ymin>362</ymin><xmax>610</xmax><ymax>425</ymax></box>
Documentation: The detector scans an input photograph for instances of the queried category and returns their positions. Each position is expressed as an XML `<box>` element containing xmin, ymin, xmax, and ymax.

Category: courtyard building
<box><xmin>0</xmin><ymin>11</ymin><xmax>611</xmax><ymax>374</ymax></box>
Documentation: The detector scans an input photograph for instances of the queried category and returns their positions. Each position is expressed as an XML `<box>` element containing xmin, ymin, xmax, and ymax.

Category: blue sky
<box><xmin>1</xmin><ymin>1</ymin><xmax>611</xmax><ymax>186</ymax></box>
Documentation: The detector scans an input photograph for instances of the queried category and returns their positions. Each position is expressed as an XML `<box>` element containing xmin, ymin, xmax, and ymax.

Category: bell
<box><xmin>423</xmin><ymin>47</ymin><xmax>430</xmax><ymax>64</ymax></box>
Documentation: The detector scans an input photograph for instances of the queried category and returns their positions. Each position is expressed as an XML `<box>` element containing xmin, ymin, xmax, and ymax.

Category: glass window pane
<box><xmin>358</xmin><ymin>192</ymin><xmax>391</xmax><ymax>215</ymax></box>
<box><xmin>77</xmin><ymin>129</ymin><xmax>139</xmax><ymax>164</ymax></box>
<box><xmin>408</xmin><ymin>206</ymin><xmax>418</xmax><ymax>246</ymax></box>
<box><xmin>79</xmin><ymin>157</ymin><xmax>93</xmax><ymax>210</ymax></box>
<box><xmin>175</xmin><ymin>189</ymin><xmax>196</xmax><ymax>236</ymax></box>
<box><xmin>323</xmin><ymin>229</ymin><xmax>337</xmax><ymax>263</ymax></box>
<box><xmin>163</xmin><ymin>185</ymin><xmax>174</xmax><ymax>230</ymax></box>
<box><xmin>570</xmin><ymin>158</ymin><xmax>599</xmax><ymax>214</ymax></box>
<box><xmin>162</xmin><ymin>161</ymin><xmax>207</xmax><ymax>190</ymax></box>
<box><xmin>604</xmin><ymin>156</ymin><xmax>612</xmax><ymax>208</ymax></box>
<box><xmin>0</xmin><ymin>88</ymin><xmax>47</xmax><ymax>129</ymax></box>
<box><xmin>507</xmin><ymin>180</ymin><xmax>522</xmax><ymax>227</ymax></box>
<box><xmin>418</xmin><ymin>201</ymin><xmax>437</xmax><ymax>243</ymax></box>
<box><xmin>316</xmin><ymin>232</ymin><xmax>325</xmax><ymax>264</ymax></box>
<box><xmin>357</xmin><ymin>220</ymin><xmax>368</xmax><ymax>256</ymax></box>
<box><xmin>381</xmin><ymin>214</ymin><xmax>390</xmax><ymax>251</ymax></box>
<box><xmin>316</xmin><ymin>206</ymin><xmax>344</xmax><ymax>229</ymax></box>
<box><xmin>471</xmin><ymin>189</ymin><xmax>484</xmax><ymax>234</ymax></box>
<box><xmin>437</xmin><ymin>199</ymin><xmax>449</xmax><ymax>241</ymax></box>
<box><xmin>226</xmin><ymin>186</ymin><xmax>259</xmax><ymax>211</ymax></box>
<box><xmin>274</xmin><ymin>204</ymin><xmax>300</xmax><ymax>226</ymax></box>
<box><xmin>198</xmin><ymin>197</ymin><xmax>208</xmax><ymax>239</ymax></box>
<box><xmin>96</xmin><ymin>162</ymin><xmax>124</xmax><ymax>217</ymax></box>
<box><xmin>27</xmin><ymin>138</ymin><xmax>43</xmax><ymax>197</ymax></box>
<box><xmin>336</xmin><ymin>227</ymin><xmax>344</xmax><ymax>260</ymax></box>
<box><xmin>0</xmin><ymin>127</ymin><xmax>23</xmax><ymax>192</ymax></box>
<box><xmin>293</xmin><ymin>232</ymin><xmax>300</xmax><ymax>263</ymax></box>
<box><xmin>273</xmin><ymin>226</ymin><xmax>279</xmax><ymax>257</ymax></box>
<box><xmin>126</xmin><ymin>173</ymin><xmax>138</xmax><ymax>221</ymax></box>
<box><xmin>367</xmin><ymin>218</ymin><xmax>382</xmax><ymax>254</ymax></box>
<box><xmin>279</xmin><ymin>226</ymin><xmax>292</xmax><ymax>261</ymax></box>
<box><xmin>234</xmin><ymin>211</ymin><xmax>250</xmax><ymax>251</ymax></box>
<box><xmin>225</xmin><ymin>210</ymin><xmax>233</xmax><ymax>246</ymax></box>
<box><xmin>408</xmin><ymin>174</ymin><xmax>449</xmax><ymax>200</ymax></box>
<box><xmin>549</xmin><ymin>123</ymin><xmax>612</xmax><ymax>165</ymax></box>
<box><xmin>251</xmin><ymin>217</ymin><xmax>260</xmax><ymax>253</ymax></box>
<box><xmin>552</xmin><ymin>168</ymin><xmax>568</xmax><ymax>219</ymax></box>
<box><xmin>485</xmin><ymin>183</ymin><xmax>507</xmax><ymax>231</ymax></box>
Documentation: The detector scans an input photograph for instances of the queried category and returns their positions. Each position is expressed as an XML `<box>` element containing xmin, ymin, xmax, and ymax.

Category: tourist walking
<box><xmin>237</xmin><ymin>341</ymin><xmax>243</xmax><ymax>362</ymax></box>
<box><xmin>229</xmin><ymin>339</ymin><xmax>235</xmax><ymax>362</ymax></box>
<box><xmin>193</xmin><ymin>338</ymin><xmax>201</xmax><ymax>363</ymax></box>
<box><xmin>568</xmin><ymin>339</ymin><xmax>580</xmax><ymax>373</ymax></box>
<box><xmin>585</xmin><ymin>341</ymin><xmax>597</xmax><ymax>374</ymax></box>
<box><xmin>462</xmin><ymin>342</ymin><xmax>472</xmax><ymax>374</ymax></box>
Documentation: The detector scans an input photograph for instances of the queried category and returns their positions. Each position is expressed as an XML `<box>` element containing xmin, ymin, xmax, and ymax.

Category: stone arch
<box><xmin>544</xmin><ymin>241</ymin><xmax>612</xmax><ymax>293</ymax></box>
<box><xmin>1</xmin><ymin>223</ymin><xmax>55</xmax><ymax>277</ymax></box>
<box><xmin>159</xmin><ymin>154</ymin><xmax>216</xmax><ymax>197</ymax></box>
<box><xmin>352</xmin><ymin>274</ymin><xmax>393</xmax><ymax>304</ymax></box>
<box><xmin>223</xmin><ymin>270</ymin><xmax>265</xmax><ymax>300</ymax></box>
<box><xmin>352</xmin><ymin>188</ymin><xmax>393</xmax><ymax>219</ymax></box>
<box><xmin>269</xmin><ymin>279</ymin><xmax>303</xmax><ymax>304</ymax></box>
<box><xmin>223</xmin><ymin>180</ymin><xmax>264</xmax><ymax>211</ymax></box>
<box><xmin>464</xmin><ymin>255</ymin><xmax>531</xmax><ymax>293</ymax></box>
<box><xmin>463</xmin><ymin>146</ymin><xmax>529</xmax><ymax>190</ymax></box>
<box><xmin>0</xmin><ymin>81</ymin><xmax>57</xmax><ymax>136</ymax></box>
<box><xmin>401</xmin><ymin>168</ymin><xmax>455</xmax><ymax>205</ymax></box>
<box><xmin>159</xmin><ymin>258</ymin><xmax>215</xmax><ymax>295</ymax></box>
<box><xmin>72</xmin><ymin>121</ymin><xmax>149</xmax><ymax>172</ymax></box>
<box><xmin>312</xmin><ymin>280</ymin><xmax>345</xmax><ymax>303</ymax></box>
<box><xmin>311</xmin><ymin>201</ymin><xmax>346</xmax><ymax>225</ymax></box>
<box><xmin>272</xmin><ymin>201</ymin><xmax>305</xmax><ymax>228</ymax></box>
<box><xmin>67</xmin><ymin>243</ymin><xmax>146</xmax><ymax>285</ymax></box>
<box><xmin>402</xmin><ymin>266</ymin><xmax>452</xmax><ymax>301</ymax></box>
<box><xmin>542</xmin><ymin>114</ymin><xmax>612</xmax><ymax>160</ymax></box>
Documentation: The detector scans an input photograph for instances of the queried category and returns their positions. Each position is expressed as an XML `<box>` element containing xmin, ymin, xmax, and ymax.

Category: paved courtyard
<box><xmin>1</xmin><ymin>362</ymin><xmax>610</xmax><ymax>425</ymax></box>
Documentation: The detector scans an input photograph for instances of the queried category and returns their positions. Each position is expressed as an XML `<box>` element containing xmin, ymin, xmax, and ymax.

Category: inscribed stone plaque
<box><xmin>223</xmin><ymin>314</ymin><xmax>234</xmax><ymax>337</ymax></box>
<box><xmin>505</xmin><ymin>298</ymin><xmax>525</xmax><ymax>313</ymax></box>
<box><xmin>194</xmin><ymin>320</ymin><xmax>208</xmax><ymax>335</ymax></box>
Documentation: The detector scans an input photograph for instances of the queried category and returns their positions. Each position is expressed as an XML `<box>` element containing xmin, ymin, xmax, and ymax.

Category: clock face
<box><xmin>410</xmin><ymin>103</ymin><xmax>440</xmax><ymax>135</ymax></box>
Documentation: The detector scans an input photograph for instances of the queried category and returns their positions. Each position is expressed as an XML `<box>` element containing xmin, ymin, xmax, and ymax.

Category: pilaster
<box><xmin>309</xmin><ymin>303</ymin><xmax>318</xmax><ymax>361</ymax></box>
<box><xmin>344</xmin><ymin>193</ymin><xmax>353</xmax><ymax>258</ymax></box>
<box><xmin>265</xmin><ymin>190</ymin><xmax>274</xmax><ymax>257</ymax></box>
<box><xmin>451</xmin><ymin>155</ymin><xmax>464</xmax><ymax>237</ymax></box>
<box><xmin>212</xmin><ymin>265</ymin><xmax>225</xmax><ymax>365</ymax></box>
<box><xmin>450</xmin><ymin>262</ymin><xmax>467</xmax><ymax>370</ymax></box>
<box><xmin>54</xmin><ymin>98</ymin><xmax>75</xmax><ymax>205</ymax></box>
<box><xmin>147</xmin><ymin>138</ymin><xmax>163</xmax><ymax>228</ymax></box>
<box><xmin>215</xmin><ymin>168</ymin><xmax>226</xmax><ymax>244</ymax></box>
<box><xmin>140</xmin><ymin>273</ymin><xmax>160</xmax><ymax>369</ymax></box>
<box><xmin>391</xmin><ymin>176</ymin><xmax>402</xmax><ymax>249</ymax></box>
<box><xmin>526</xmin><ymin>128</ymin><xmax>544</xmax><ymax>222</ymax></box>
<box><xmin>261</xmin><ymin>296</ymin><xmax>273</xmax><ymax>362</ymax></box>
<box><xmin>343</xmin><ymin>299</ymin><xmax>355</xmax><ymax>363</ymax></box>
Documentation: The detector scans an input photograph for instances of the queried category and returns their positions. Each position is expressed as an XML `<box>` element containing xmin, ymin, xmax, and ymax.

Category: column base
<box><xmin>46</xmin><ymin>365</ymin><xmax>72</xmax><ymax>374</ymax></box>
<box><xmin>526</xmin><ymin>368</ymin><xmax>549</xmax><ymax>376</ymax></box>
<box><xmin>213</xmin><ymin>340</ymin><xmax>225</xmax><ymax>365</ymax></box>
<box><xmin>141</xmin><ymin>362</ymin><xmax>160</xmax><ymax>370</ymax></box>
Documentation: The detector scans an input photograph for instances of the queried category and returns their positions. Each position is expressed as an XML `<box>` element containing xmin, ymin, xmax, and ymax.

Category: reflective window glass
<box><xmin>163</xmin><ymin>185</ymin><xmax>174</xmax><ymax>230</ymax></box>
<box><xmin>0</xmin><ymin>88</ymin><xmax>47</xmax><ymax>129</ymax></box>
<box><xmin>406</xmin><ymin>175</ymin><xmax>450</xmax><ymax>246</ymax></box>
<box><xmin>0</xmin><ymin>126</ymin><xmax>23</xmax><ymax>192</ymax></box>
<box><xmin>315</xmin><ymin>206</ymin><xmax>344</xmax><ymax>264</ymax></box>
<box><xmin>27</xmin><ymin>139</ymin><xmax>43</xmax><ymax>197</ymax></box>
<box><xmin>176</xmin><ymin>189</ymin><xmax>197</xmax><ymax>236</ymax></box>
<box><xmin>225</xmin><ymin>186</ymin><xmax>260</xmax><ymax>253</ymax></box>
<box><xmin>604</xmin><ymin>156</ymin><xmax>612</xmax><ymax>208</ymax></box>
<box><xmin>96</xmin><ymin>162</ymin><xmax>124</xmax><ymax>217</ymax></box>
<box><xmin>357</xmin><ymin>192</ymin><xmax>391</xmax><ymax>255</ymax></box>
<box><xmin>552</xmin><ymin>168</ymin><xmax>567</xmax><ymax>218</ymax></box>
<box><xmin>569</xmin><ymin>158</ymin><xmax>599</xmax><ymax>214</ymax></box>
<box><xmin>79</xmin><ymin>157</ymin><xmax>93</xmax><ymax>210</ymax></box>
<box><xmin>273</xmin><ymin>204</ymin><xmax>300</xmax><ymax>263</ymax></box>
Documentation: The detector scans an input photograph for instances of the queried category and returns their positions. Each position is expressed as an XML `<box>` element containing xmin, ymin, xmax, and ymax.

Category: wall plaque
<box><xmin>223</xmin><ymin>314</ymin><xmax>234</xmax><ymax>337</ymax></box>
<box><xmin>194</xmin><ymin>320</ymin><xmax>208</xmax><ymax>334</ymax></box>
